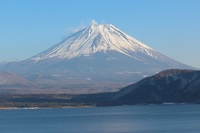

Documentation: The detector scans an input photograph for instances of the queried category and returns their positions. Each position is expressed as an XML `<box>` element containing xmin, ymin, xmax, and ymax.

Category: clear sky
<box><xmin>0</xmin><ymin>0</ymin><xmax>200</xmax><ymax>68</ymax></box>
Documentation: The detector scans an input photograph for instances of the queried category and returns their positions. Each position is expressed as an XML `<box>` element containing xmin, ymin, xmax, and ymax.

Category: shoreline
<box><xmin>0</xmin><ymin>103</ymin><xmax>195</xmax><ymax>110</ymax></box>
<box><xmin>0</xmin><ymin>105</ymin><xmax>96</xmax><ymax>110</ymax></box>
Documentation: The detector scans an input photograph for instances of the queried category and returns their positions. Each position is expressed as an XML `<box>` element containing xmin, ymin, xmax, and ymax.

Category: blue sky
<box><xmin>0</xmin><ymin>0</ymin><xmax>200</xmax><ymax>68</ymax></box>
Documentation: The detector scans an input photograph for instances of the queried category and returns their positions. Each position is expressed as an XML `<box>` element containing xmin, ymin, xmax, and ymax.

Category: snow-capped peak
<box><xmin>32</xmin><ymin>21</ymin><xmax>156</xmax><ymax>61</ymax></box>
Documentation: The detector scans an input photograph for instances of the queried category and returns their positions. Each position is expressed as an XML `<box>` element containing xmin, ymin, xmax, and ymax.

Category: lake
<box><xmin>0</xmin><ymin>104</ymin><xmax>200</xmax><ymax>133</ymax></box>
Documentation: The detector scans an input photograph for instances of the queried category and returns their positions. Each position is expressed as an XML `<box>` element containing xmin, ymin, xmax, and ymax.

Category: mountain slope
<box><xmin>1</xmin><ymin>69</ymin><xmax>200</xmax><ymax>107</ymax></box>
<box><xmin>31</xmin><ymin>24</ymin><xmax>154</xmax><ymax>61</ymax></box>
<box><xmin>0</xmin><ymin>72</ymin><xmax>37</xmax><ymax>93</ymax></box>
<box><xmin>30</xmin><ymin>23</ymin><xmax>189</xmax><ymax>69</ymax></box>
<box><xmin>113</xmin><ymin>69</ymin><xmax>200</xmax><ymax>104</ymax></box>
<box><xmin>0</xmin><ymin>22</ymin><xmax>193</xmax><ymax>93</ymax></box>
<box><xmin>0</xmin><ymin>72</ymin><xmax>34</xmax><ymax>85</ymax></box>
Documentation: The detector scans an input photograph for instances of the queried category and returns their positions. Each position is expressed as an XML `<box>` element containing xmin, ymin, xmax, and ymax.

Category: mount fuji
<box><xmin>0</xmin><ymin>21</ymin><xmax>193</xmax><ymax>93</ymax></box>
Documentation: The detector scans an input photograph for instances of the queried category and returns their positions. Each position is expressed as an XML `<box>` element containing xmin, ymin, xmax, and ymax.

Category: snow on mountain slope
<box><xmin>0</xmin><ymin>21</ymin><xmax>194</xmax><ymax>93</ymax></box>
<box><xmin>32</xmin><ymin>22</ymin><xmax>156</xmax><ymax>61</ymax></box>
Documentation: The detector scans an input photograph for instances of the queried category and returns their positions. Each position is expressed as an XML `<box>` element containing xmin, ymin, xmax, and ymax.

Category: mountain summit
<box><xmin>32</xmin><ymin>23</ymin><xmax>154</xmax><ymax>61</ymax></box>
<box><xmin>0</xmin><ymin>21</ymin><xmax>193</xmax><ymax>93</ymax></box>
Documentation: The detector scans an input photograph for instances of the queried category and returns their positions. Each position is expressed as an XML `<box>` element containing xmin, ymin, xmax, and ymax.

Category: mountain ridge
<box><xmin>112</xmin><ymin>69</ymin><xmax>200</xmax><ymax>104</ymax></box>
<box><xmin>0</xmin><ymin>69</ymin><xmax>200</xmax><ymax>108</ymax></box>
<box><xmin>0</xmin><ymin>22</ymin><xmax>194</xmax><ymax>93</ymax></box>
<box><xmin>31</xmin><ymin>23</ymin><xmax>155</xmax><ymax>61</ymax></box>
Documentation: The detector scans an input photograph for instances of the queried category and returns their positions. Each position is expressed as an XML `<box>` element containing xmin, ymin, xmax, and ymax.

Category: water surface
<box><xmin>0</xmin><ymin>104</ymin><xmax>200</xmax><ymax>133</ymax></box>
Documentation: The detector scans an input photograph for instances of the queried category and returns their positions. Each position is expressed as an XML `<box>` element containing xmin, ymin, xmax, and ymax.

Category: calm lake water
<box><xmin>0</xmin><ymin>104</ymin><xmax>200</xmax><ymax>133</ymax></box>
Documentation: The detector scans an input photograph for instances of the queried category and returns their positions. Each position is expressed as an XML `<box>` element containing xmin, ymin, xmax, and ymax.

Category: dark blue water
<box><xmin>0</xmin><ymin>104</ymin><xmax>200</xmax><ymax>133</ymax></box>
